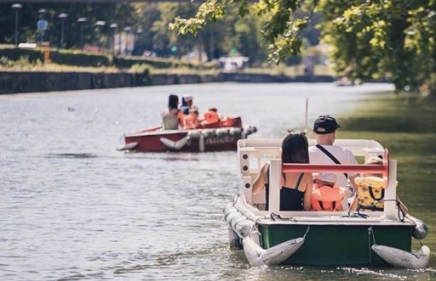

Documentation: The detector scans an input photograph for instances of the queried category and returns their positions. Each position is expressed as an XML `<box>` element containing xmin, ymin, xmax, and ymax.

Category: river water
<box><xmin>1</xmin><ymin>83</ymin><xmax>434</xmax><ymax>281</ymax></box>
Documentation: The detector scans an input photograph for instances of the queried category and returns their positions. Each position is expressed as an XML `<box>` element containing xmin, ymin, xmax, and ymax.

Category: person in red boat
<box><xmin>161</xmin><ymin>94</ymin><xmax>184</xmax><ymax>130</ymax></box>
<box><xmin>184</xmin><ymin>106</ymin><xmax>202</xmax><ymax>129</ymax></box>
<box><xmin>202</xmin><ymin>107</ymin><xmax>220</xmax><ymax>125</ymax></box>
<box><xmin>179</xmin><ymin>94</ymin><xmax>195</xmax><ymax>115</ymax></box>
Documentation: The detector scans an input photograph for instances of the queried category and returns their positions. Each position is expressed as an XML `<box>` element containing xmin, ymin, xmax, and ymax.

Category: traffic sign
<box><xmin>37</xmin><ymin>20</ymin><xmax>48</xmax><ymax>31</ymax></box>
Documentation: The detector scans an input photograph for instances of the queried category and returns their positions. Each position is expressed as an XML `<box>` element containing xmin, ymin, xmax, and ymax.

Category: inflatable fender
<box><xmin>243</xmin><ymin>235</ymin><xmax>305</xmax><ymax>266</ymax></box>
<box><xmin>224</xmin><ymin>210</ymin><xmax>241</xmax><ymax>226</ymax></box>
<box><xmin>215</xmin><ymin>128</ymin><xmax>228</xmax><ymax>137</ymax></box>
<box><xmin>372</xmin><ymin>244</ymin><xmax>430</xmax><ymax>269</ymax></box>
<box><xmin>406</xmin><ymin>214</ymin><xmax>429</xmax><ymax>240</ymax></box>
<box><xmin>187</xmin><ymin>130</ymin><xmax>201</xmax><ymax>139</ymax></box>
<box><xmin>118</xmin><ymin>141</ymin><xmax>138</xmax><ymax>151</ymax></box>
<box><xmin>201</xmin><ymin>129</ymin><xmax>215</xmax><ymax>138</ymax></box>
<box><xmin>223</xmin><ymin>203</ymin><xmax>236</xmax><ymax>217</ymax></box>
<box><xmin>229</xmin><ymin>127</ymin><xmax>242</xmax><ymax>136</ymax></box>
<box><xmin>159</xmin><ymin>136</ymin><xmax>189</xmax><ymax>151</ymax></box>
<box><xmin>234</xmin><ymin>220</ymin><xmax>255</xmax><ymax>238</ymax></box>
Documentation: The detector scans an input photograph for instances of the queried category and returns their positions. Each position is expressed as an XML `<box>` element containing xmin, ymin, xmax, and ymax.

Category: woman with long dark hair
<box><xmin>161</xmin><ymin>94</ymin><xmax>184</xmax><ymax>130</ymax></box>
<box><xmin>253</xmin><ymin>131</ymin><xmax>312</xmax><ymax>211</ymax></box>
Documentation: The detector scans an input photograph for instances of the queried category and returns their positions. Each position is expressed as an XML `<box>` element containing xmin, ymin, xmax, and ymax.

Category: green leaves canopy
<box><xmin>171</xmin><ymin>0</ymin><xmax>436</xmax><ymax>91</ymax></box>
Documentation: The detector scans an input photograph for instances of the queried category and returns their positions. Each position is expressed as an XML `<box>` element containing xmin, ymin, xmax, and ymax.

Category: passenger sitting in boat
<box><xmin>179</xmin><ymin>94</ymin><xmax>195</xmax><ymax>115</ymax></box>
<box><xmin>202</xmin><ymin>107</ymin><xmax>220</xmax><ymax>125</ymax></box>
<box><xmin>184</xmin><ymin>106</ymin><xmax>201</xmax><ymax>129</ymax></box>
<box><xmin>252</xmin><ymin>131</ymin><xmax>313</xmax><ymax>211</ymax></box>
<box><xmin>309</xmin><ymin>115</ymin><xmax>359</xmax><ymax>208</ymax></box>
<box><xmin>350</xmin><ymin>156</ymin><xmax>408</xmax><ymax>214</ymax></box>
<box><xmin>311</xmin><ymin>173</ymin><xmax>346</xmax><ymax>211</ymax></box>
<box><xmin>161</xmin><ymin>94</ymin><xmax>184</xmax><ymax>130</ymax></box>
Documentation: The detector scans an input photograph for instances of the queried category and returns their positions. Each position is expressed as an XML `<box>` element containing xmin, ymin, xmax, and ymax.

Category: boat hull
<box><xmin>124</xmin><ymin>131</ymin><xmax>240</xmax><ymax>152</ymax></box>
<box><xmin>259</xmin><ymin>223</ymin><xmax>413</xmax><ymax>267</ymax></box>
<box><xmin>121</xmin><ymin>117</ymin><xmax>256</xmax><ymax>153</ymax></box>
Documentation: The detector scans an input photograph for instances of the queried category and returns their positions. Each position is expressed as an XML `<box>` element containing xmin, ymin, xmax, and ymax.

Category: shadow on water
<box><xmin>44</xmin><ymin>153</ymin><xmax>98</xmax><ymax>159</ymax></box>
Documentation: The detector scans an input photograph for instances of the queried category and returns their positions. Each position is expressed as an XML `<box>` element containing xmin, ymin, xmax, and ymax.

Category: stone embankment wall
<box><xmin>0</xmin><ymin>71</ymin><xmax>335</xmax><ymax>94</ymax></box>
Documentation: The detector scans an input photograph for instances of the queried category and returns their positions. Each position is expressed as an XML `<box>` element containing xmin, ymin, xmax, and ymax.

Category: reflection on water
<box><xmin>1</xmin><ymin>83</ymin><xmax>434</xmax><ymax>280</ymax></box>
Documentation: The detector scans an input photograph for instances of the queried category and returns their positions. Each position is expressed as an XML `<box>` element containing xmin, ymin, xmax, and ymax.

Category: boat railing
<box><xmin>237</xmin><ymin>139</ymin><xmax>388</xmax><ymax>209</ymax></box>
<box><xmin>238</xmin><ymin>141</ymin><xmax>398</xmax><ymax>221</ymax></box>
<box><xmin>238</xmin><ymin>138</ymin><xmax>385</xmax><ymax>157</ymax></box>
<box><xmin>267</xmin><ymin>157</ymin><xmax>398</xmax><ymax>220</ymax></box>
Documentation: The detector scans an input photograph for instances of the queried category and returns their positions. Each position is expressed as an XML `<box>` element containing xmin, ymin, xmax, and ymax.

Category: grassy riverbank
<box><xmin>338</xmin><ymin>92</ymin><xmax>436</xmax><ymax>257</ymax></box>
<box><xmin>338</xmin><ymin>92</ymin><xmax>436</xmax><ymax>253</ymax></box>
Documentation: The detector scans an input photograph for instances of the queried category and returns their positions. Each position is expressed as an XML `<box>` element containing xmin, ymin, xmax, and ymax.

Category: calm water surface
<box><xmin>1</xmin><ymin>83</ymin><xmax>434</xmax><ymax>281</ymax></box>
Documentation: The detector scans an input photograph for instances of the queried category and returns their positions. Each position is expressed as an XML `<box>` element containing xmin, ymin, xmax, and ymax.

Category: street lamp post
<box><xmin>77</xmin><ymin>17</ymin><xmax>86</xmax><ymax>50</ymax></box>
<box><xmin>95</xmin><ymin>20</ymin><xmax>106</xmax><ymax>52</ymax></box>
<box><xmin>124</xmin><ymin>26</ymin><xmax>131</xmax><ymax>55</ymax></box>
<box><xmin>12</xmin><ymin>3</ymin><xmax>22</xmax><ymax>46</ymax></box>
<box><xmin>38</xmin><ymin>8</ymin><xmax>47</xmax><ymax>43</ymax></box>
<box><xmin>109</xmin><ymin>23</ymin><xmax>118</xmax><ymax>55</ymax></box>
<box><xmin>58</xmin><ymin>13</ymin><xmax>68</xmax><ymax>49</ymax></box>
<box><xmin>134</xmin><ymin>28</ymin><xmax>143</xmax><ymax>56</ymax></box>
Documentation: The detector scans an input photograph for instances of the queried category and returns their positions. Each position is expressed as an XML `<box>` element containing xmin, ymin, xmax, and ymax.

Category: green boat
<box><xmin>224</xmin><ymin>138</ymin><xmax>430</xmax><ymax>268</ymax></box>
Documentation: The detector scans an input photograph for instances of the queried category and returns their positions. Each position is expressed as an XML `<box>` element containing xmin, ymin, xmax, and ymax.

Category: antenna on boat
<box><xmin>304</xmin><ymin>98</ymin><xmax>309</xmax><ymax>134</ymax></box>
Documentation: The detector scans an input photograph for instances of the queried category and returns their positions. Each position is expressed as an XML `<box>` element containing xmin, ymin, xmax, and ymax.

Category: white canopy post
<box><xmin>268</xmin><ymin>159</ymin><xmax>281</xmax><ymax>214</ymax></box>
<box><xmin>384</xmin><ymin>160</ymin><xmax>397</xmax><ymax>220</ymax></box>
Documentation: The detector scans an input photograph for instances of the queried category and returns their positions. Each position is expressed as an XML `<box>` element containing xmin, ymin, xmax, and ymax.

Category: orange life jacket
<box><xmin>203</xmin><ymin>110</ymin><xmax>219</xmax><ymax>124</ymax></box>
<box><xmin>184</xmin><ymin>115</ymin><xmax>201</xmax><ymax>129</ymax></box>
<box><xmin>311</xmin><ymin>185</ymin><xmax>346</xmax><ymax>211</ymax></box>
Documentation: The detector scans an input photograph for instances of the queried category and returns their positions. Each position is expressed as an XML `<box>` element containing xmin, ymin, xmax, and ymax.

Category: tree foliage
<box><xmin>320</xmin><ymin>0</ymin><xmax>436</xmax><ymax>91</ymax></box>
<box><xmin>170</xmin><ymin>0</ymin><xmax>316</xmax><ymax>64</ymax></box>
<box><xmin>171</xmin><ymin>0</ymin><xmax>436</xmax><ymax>92</ymax></box>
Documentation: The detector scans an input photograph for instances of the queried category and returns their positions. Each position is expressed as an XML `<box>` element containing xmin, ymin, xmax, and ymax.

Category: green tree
<box><xmin>170</xmin><ymin>0</ymin><xmax>436</xmax><ymax>93</ymax></box>
<box><xmin>319</xmin><ymin>0</ymin><xmax>436</xmax><ymax>92</ymax></box>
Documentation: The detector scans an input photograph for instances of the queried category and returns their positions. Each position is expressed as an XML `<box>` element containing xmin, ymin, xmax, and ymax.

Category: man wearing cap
<box><xmin>309</xmin><ymin>115</ymin><xmax>359</xmax><ymax>207</ymax></box>
<box><xmin>179</xmin><ymin>94</ymin><xmax>195</xmax><ymax>115</ymax></box>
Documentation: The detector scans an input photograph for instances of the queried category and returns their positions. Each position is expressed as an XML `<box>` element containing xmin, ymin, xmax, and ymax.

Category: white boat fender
<box><xmin>242</xmin><ymin>225</ymin><xmax>309</xmax><ymax>266</ymax></box>
<box><xmin>223</xmin><ymin>205</ymin><xmax>255</xmax><ymax>238</ymax></box>
<box><xmin>228</xmin><ymin>226</ymin><xmax>242</xmax><ymax>250</ymax></box>
<box><xmin>201</xmin><ymin>129</ymin><xmax>215</xmax><ymax>138</ymax></box>
<box><xmin>233</xmin><ymin>198</ymin><xmax>259</xmax><ymax>221</ymax></box>
<box><xmin>243</xmin><ymin>236</ymin><xmax>305</xmax><ymax>266</ymax></box>
<box><xmin>244</xmin><ymin>125</ymin><xmax>257</xmax><ymax>135</ymax></box>
<box><xmin>215</xmin><ymin>128</ymin><xmax>229</xmax><ymax>136</ymax></box>
<box><xmin>187</xmin><ymin>130</ymin><xmax>201</xmax><ymax>139</ymax></box>
<box><xmin>372</xmin><ymin>244</ymin><xmax>430</xmax><ymax>269</ymax></box>
<box><xmin>248</xmin><ymin>229</ymin><xmax>261</xmax><ymax>246</ymax></box>
<box><xmin>234</xmin><ymin>220</ymin><xmax>255</xmax><ymax>238</ymax></box>
<box><xmin>223</xmin><ymin>204</ymin><xmax>237</xmax><ymax>218</ymax></box>
<box><xmin>406</xmin><ymin>214</ymin><xmax>428</xmax><ymax>240</ymax></box>
<box><xmin>224</xmin><ymin>210</ymin><xmax>241</xmax><ymax>226</ymax></box>
<box><xmin>228</xmin><ymin>193</ymin><xmax>261</xmax><ymax>221</ymax></box>
<box><xmin>118</xmin><ymin>141</ymin><xmax>138</xmax><ymax>151</ymax></box>
<box><xmin>229</xmin><ymin>127</ymin><xmax>242</xmax><ymax>136</ymax></box>
<box><xmin>159</xmin><ymin>136</ymin><xmax>189</xmax><ymax>151</ymax></box>
<box><xmin>230</xmin><ymin>215</ymin><xmax>250</xmax><ymax>232</ymax></box>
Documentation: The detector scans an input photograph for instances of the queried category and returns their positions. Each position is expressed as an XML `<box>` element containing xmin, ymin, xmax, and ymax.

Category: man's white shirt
<box><xmin>309</xmin><ymin>145</ymin><xmax>358</xmax><ymax>187</ymax></box>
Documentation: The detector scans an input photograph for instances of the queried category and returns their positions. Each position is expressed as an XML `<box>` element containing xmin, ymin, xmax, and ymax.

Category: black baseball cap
<box><xmin>313</xmin><ymin>115</ymin><xmax>340</xmax><ymax>134</ymax></box>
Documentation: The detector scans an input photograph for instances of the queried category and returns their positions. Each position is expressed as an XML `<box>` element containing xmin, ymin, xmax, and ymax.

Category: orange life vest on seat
<box><xmin>311</xmin><ymin>186</ymin><xmax>346</xmax><ymax>211</ymax></box>
<box><xmin>184</xmin><ymin>115</ymin><xmax>201</xmax><ymax>129</ymax></box>
<box><xmin>203</xmin><ymin>110</ymin><xmax>219</xmax><ymax>124</ymax></box>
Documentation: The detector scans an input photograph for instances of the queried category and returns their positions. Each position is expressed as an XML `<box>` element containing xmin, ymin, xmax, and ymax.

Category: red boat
<box><xmin>119</xmin><ymin>116</ymin><xmax>257</xmax><ymax>153</ymax></box>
